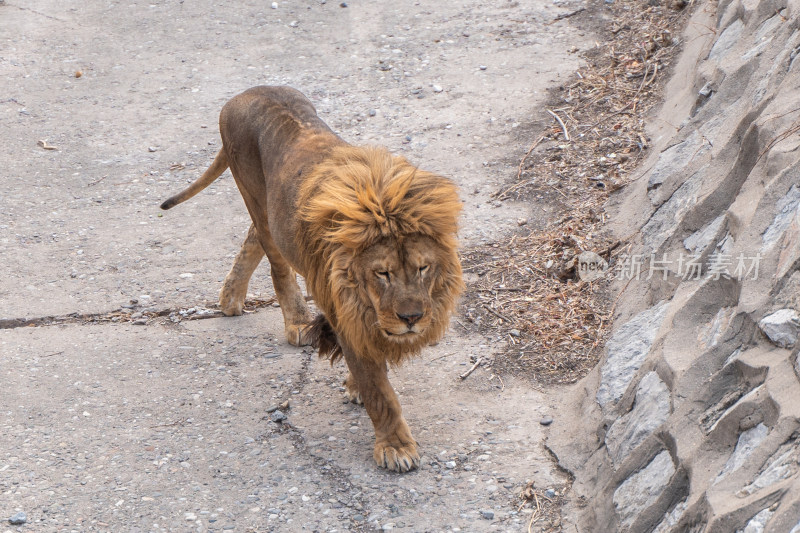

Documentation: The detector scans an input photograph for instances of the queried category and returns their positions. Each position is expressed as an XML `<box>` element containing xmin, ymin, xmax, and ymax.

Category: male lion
<box><xmin>160</xmin><ymin>86</ymin><xmax>463</xmax><ymax>472</ymax></box>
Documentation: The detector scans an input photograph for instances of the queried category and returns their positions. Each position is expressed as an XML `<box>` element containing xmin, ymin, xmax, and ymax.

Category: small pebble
<box><xmin>368</xmin><ymin>109</ymin><xmax>377</xmax><ymax>117</ymax></box>
<box><xmin>289</xmin><ymin>20</ymin><xmax>298</xmax><ymax>27</ymax></box>
<box><xmin>517</xmin><ymin>217</ymin><xmax>528</xmax><ymax>226</ymax></box>
<box><xmin>479</xmin><ymin>65</ymin><xmax>487</xmax><ymax>70</ymax></box>
<box><xmin>545</xmin><ymin>488</ymin><xmax>556</xmax><ymax>498</ymax></box>
<box><xmin>340</xmin><ymin>1</ymin><xmax>348</xmax><ymax>6</ymax></box>
<box><xmin>271</xmin><ymin>2</ymin><xmax>278</xmax><ymax>7</ymax></box>
<box><xmin>540</xmin><ymin>415</ymin><xmax>553</xmax><ymax>426</ymax></box>
<box><xmin>185</xmin><ymin>512</ymin><xmax>197</xmax><ymax>521</ymax></box>
<box><xmin>8</xmin><ymin>512</ymin><xmax>27</xmax><ymax>525</ymax></box>
<box><xmin>509</xmin><ymin>329</ymin><xmax>521</xmax><ymax>338</ymax></box>
<box><xmin>432</xmin><ymin>84</ymin><xmax>443</xmax><ymax>93</ymax></box>
<box><xmin>148</xmin><ymin>146</ymin><xmax>157</xmax><ymax>152</ymax></box>
<box><xmin>270</xmin><ymin>410</ymin><xmax>287</xmax><ymax>423</ymax></box>
<box><xmin>480</xmin><ymin>509</ymin><xmax>494</xmax><ymax>520</ymax></box>
<box><xmin>445</xmin><ymin>461</ymin><xmax>456</xmax><ymax>469</ymax></box>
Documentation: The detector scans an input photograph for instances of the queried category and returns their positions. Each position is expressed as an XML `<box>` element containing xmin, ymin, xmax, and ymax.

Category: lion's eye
<box><xmin>376</xmin><ymin>270</ymin><xmax>391</xmax><ymax>281</ymax></box>
<box><xmin>419</xmin><ymin>265</ymin><xmax>429</xmax><ymax>275</ymax></box>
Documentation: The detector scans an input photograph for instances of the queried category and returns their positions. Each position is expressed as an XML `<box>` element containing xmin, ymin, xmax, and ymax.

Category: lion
<box><xmin>160</xmin><ymin>86</ymin><xmax>464</xmax><ymax>472</ymax></box>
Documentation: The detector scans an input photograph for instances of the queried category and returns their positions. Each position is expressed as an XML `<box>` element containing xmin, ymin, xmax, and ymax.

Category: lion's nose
<box><xmin>397</xmin><ymin>311</ymin><xmax>423</xmax><ymax>327</ymax></box>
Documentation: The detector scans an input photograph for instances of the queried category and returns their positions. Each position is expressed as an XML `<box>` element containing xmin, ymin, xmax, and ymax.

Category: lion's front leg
<box><xmin>342</xmin><ymin>349</ymin><xmax>419</xmax><ymax>473</ymax></box>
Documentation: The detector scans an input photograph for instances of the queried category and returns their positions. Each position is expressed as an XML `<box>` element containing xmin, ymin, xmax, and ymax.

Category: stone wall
<box><xmin>550</xmin><ymin>0</ymin><xmax>800</xmax><ymax>531</ymax></box>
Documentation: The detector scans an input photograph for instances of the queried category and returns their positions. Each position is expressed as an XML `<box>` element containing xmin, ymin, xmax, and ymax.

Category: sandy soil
<box><xmin>1</xmin><ymin>1</ymin><xmax>592</xmax><ymax>530</ymax></box>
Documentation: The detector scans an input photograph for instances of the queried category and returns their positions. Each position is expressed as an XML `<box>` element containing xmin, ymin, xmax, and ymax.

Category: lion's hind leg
<box><xmin>256</xmin><ymin>226</ymin><xmax>314</xmax><ymax>347</ymax></box>
<box><xmin>343</xmin><ymin>373</ymin><xmax>363</xmax><ymax>405</ymax></box>
<box><xmin>220</xmin><ymin>224</ymin><xmax>264</xmax><ymax>316</ymax></box>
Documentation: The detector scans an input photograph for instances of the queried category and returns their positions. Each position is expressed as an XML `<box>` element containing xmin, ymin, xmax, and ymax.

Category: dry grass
<box><xmin>516</xmin><ymin>481</ymin><xmax>571</xmax><ymax>532</ymax></box>
<box><xmin>461</xmin><ymin>0</ymin><xmax>695</xmax><ymax>385</ymax></box>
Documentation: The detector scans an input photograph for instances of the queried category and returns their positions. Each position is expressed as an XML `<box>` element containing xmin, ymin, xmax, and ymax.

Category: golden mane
<box><xmin>297</xmin><ymin>145</ymin><xmax>464</xmax><ymax>364</ymax></box>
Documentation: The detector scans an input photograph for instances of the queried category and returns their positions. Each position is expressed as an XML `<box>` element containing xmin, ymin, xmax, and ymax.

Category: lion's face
<box><xmin>353</xmin><ymin>234</ymin><xmax>442</xmax><ymax>343</ymax></box>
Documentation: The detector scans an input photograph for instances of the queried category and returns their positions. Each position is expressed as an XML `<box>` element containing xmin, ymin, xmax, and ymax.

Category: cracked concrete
<box><xmin>1</xmin><ymin>0</ymin><xmax>594</xmax><ymax>530</ymax></box>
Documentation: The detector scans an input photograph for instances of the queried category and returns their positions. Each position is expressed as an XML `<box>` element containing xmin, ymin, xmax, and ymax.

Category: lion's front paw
<box><xmin>374</xmin><ymin>440</ymin><xmax>420</xmax><ymax>473</ymax></box>
<box><xmin>285</xmin><ymin>323</ymin><xmax>313</xmax><ymax>347</ymax></box>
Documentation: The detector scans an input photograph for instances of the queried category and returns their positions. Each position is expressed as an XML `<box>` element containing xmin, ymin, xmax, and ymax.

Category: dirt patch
<box><xmin>462</xmin><ymin>0</ymin><xmax>696</xmax><ymax>386</ymax></box>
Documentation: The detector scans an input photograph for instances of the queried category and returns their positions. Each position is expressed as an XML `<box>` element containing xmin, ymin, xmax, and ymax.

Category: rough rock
<box><xmin>758</xmin><ymin>309</ymin><xmax>800</xmax><ymax>348</ymax></box>
<box><xmin>596</xmin><ymin>302</ymin><xmax>668</xmax><ymax>408</ymax></box>
<box><xmin>612</xmin><ymin>451</ymin><xmax>675</xmax><ymax>529</ymax></box>
<box><xmin>652</xmin><ymin>501</ymin><xmax>687</xmax><ymax>533</ymax></box>
<box><xmin>715</xmin><ymin>423</ymin><xmax>768</xmax><ymax>482</ymax></box>
<box><xmin>683</xmin><ymin>214</ymin><xmax>725</xmax><ymax>255</ymax></box>
<box><xmin>576</xmin><ymin>251</ymin><xmax>609</xmax><ymax>282</ymax></box>
<box><xmin>738</xmin><ymin>508</ymin><xmax>774</xmax><ymax>533</ymax></box>
<box><xmin>760</xmin><ymin>185</ymin><xmax>800</xmax><ymax>251</ymax></box>
<box><xmin>646</xmin><ymin>130</ymin><xmax>709</xmax><ymax>197</ymax></box>
<box><xmin>605</xmin><ymin>372</ymin><xmax>671</xmax><ymax>464</ymax></box>
<box><xmin>8</xmin><ymin>512</ymin><xmax>27</xmax><ymax>525</ymax></box>
<box><xmin>548</xmin><ymin>1</ymin><xmax>800</xmax><ymax>530</ymax></box>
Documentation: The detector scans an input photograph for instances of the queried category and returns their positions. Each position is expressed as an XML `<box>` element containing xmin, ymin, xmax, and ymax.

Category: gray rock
<box><xmin>540</xmin><ymin>415</ymin><xmax>553</xmax><ymax>426</ymax></box>
<box><xmin>643</xmin><ymin>173</ymin><xmax>702</xmax><ymax>250</ymax></box>
<box><xmin>8</xmin><ymin>512</ymin><xmax>27</xmax><ymax>525</ymax></box>
<box><xmin>741</xmin><ymin>444</ymin><xmax>797</xmax><ymax>496</ymax></box>
<box><xmin>708</xmin><ymin>19</ymin><xmax>744</xmax><ymax>61</ymax></box>
<box><xmin>762</xmin><ymin>184</ymin><xmax>800</xmax><ymax>251</ymax></box>
<box><xmin>613</xmin><ymin>451</ymin><xmax>675</xmax><ymax>529</ymax></box>
<box><xmin>716</xmin><ymin>423</ymin><xmax>769</xmax><ymax>482</ymax></box>
<box><xmin>605</xmin><ymin>372</ymin><xmax>671</xmax><ymax>464</ymax></box>
<box><xmin>737</xmin><ymin>508</ymin><xmax>774</xmax><ymax>533</ymax></box>
<box><xmin>683</xmin><ymin>214</ymin><xmax>725</xmax><ymax>254</ymax></box>
<box><xmin>270</xmin><ymin>410</ymin><xmax>287</xmax><ymax>423</ymax></box>
<box><xmin>479</xmin><ymin>509</ymin><xmax>494</xmax><ymax>520</ymax></box>
<box><xmin>597</xmin><ymin>301</ymin><xmax>669</xmax><ymax>408</ymax></box>
<box><xmin>759</xmin><ymin>309</ymin><xmax>800</xmax><ymax>348</ymax></box>
<box><xmin>545</xmin><ymin>488</ymin><xmax>556</xmax><ymax>498</ymax></box>
<box><xmin>445</xmin><ymin>461</ymin><xmax>456</xmax><ymax>469</ymax></box>
<box><xmin>652</xmin><ymin>500</ymin><xmax>688</xmax><ymax>533</ymax></box>
<box><xmin>576</xmin><ymin>251</ymin><xmax>608</xmax><ymax>282</ymax></box>
<box><xmin>647</xmin><ymin>131</ymin><xmax>708</xmax><ymax>194</ymax></box>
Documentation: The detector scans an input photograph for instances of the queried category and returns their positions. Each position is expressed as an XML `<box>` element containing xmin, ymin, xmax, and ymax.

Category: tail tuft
<box><xmin>160</xmin><ymin>198</ymin><xmax>177</xmax><ymax>210</ymax></box>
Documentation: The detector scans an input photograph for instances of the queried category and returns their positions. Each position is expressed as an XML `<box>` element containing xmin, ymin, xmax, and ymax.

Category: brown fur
<box><xmin>160</xmin><ymin>86</ymin><xmax>463</xmax><ymax>472</ymax></box>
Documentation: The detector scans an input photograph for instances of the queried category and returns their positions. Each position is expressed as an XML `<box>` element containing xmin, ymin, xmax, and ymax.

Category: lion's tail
<box><xmin>160</xmin><ymin>149</ymin><xmax>229</xmax><ymax>210</ymax></box>
<box><xmin>306</xmin><ymin>314</ymin><xmax>344</xmax><ymax>364</ymax></box>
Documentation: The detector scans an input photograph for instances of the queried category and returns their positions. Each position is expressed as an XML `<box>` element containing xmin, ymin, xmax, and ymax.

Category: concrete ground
<box><xmin>1</xmin><ymin>0</ymin><xmax>591</xmax><ymax>530</ymax></box>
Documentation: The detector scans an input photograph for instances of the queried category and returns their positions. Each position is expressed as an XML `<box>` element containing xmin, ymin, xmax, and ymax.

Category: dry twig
<box><xmin>459</xmin><ymin>357</ymin><xmax>482</xmax><ymax>380</ymax></box>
